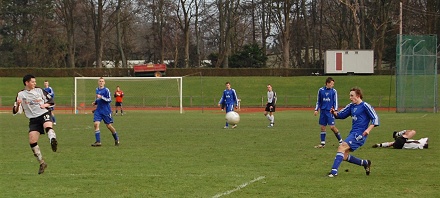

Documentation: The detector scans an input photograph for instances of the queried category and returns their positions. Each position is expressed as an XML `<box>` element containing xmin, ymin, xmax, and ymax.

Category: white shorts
<box><xmin>403</xmin><ymin>138</ymin><xmax>429</xmax><ymax>149</ymax></box>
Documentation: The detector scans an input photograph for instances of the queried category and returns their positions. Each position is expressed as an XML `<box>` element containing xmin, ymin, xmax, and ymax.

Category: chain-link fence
<box><xmin>396</xmin><ymin>35</ymin><xmax>438</xmax><ymax>113</ymax></box>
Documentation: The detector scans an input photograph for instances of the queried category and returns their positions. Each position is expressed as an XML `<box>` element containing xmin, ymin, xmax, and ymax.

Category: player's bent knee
<box><xmin>343</xmin><ymin>152</ymin><xmax>350</xmax><ymax>160</ymax></box>
<box><xmin>45</xmin><ymin>127</ymin><xmax>53</xmax><ymax>133</ymax></box>
<box><xmin>337</xmin><ymin>142</ymin><xmax>350</xmax><ymax>152</ymax></box>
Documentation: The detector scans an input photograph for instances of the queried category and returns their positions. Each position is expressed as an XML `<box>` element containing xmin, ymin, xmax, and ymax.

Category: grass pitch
<box><xmin>1</xmin><ymin>110</ymin><xmax>439</xmax><ymax>197</ymax></box>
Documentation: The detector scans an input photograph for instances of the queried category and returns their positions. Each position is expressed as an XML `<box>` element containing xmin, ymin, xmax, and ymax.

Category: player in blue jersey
<box><xmin>44</xmin><ymin>80</ymin><xmax>57</xmax><ymax>125</ymax></box>
<box><xmin>327</xmin><ymin>87</ymin><xmax>379</xmax><ymax>177</ymax></box>
<box><xmin>91</xmin><ymin>77</ymin><xmax>120</xmax><ymax>147</ymax></box>
<box><xmin>314</xmin><ymin>77</ymin><xmax>342</xmax><ymax>148</ymax></box>
<box><xmin>218</xmin><ymin>82</ymin><xmax>239</xmax><ymax>129</ymax></box>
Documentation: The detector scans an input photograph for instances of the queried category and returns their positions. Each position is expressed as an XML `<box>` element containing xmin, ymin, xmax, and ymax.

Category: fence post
<box><xmin>308</xmin><ymin>94</ymin><xmax>311</xmax><ymax>107</ymax></box>
<box><xmin>378</xmin><ymin>96</ymin><xmax>382</xmax><ymax>107</ymax></box>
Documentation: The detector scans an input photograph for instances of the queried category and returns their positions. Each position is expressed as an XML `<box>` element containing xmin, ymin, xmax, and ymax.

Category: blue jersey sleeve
<box><xmin>101</xmin><ymin>88</ymin><xmax>112</xmax><ymax>103</ymax></box>
<box><xmin>336</xmin><ymin>103</ymin><xmax>352</xmax><ymax>119</ymax></box>
<box><xmin>333</xmin><ymin>89</ymin><xmax>338</xmax><ymax>110</ymax></box>
<box><xmin>232</xmin><ymin>89</ymin><xmax>239</xmax><ymax>106</ymax></box>
<box><xmin>314</xmin><ymin>88</ymin><xmax>322</xmax><ymax>111</ymax></box>
<box><xmin>44</xmin><ymin>87</ymin><xmax>55</xmax><ymax>98</ymax></box>
<box><xmin>364</xmin><ymin>102</ymin><xmax>380</xmax><ymax>126</ymax></box>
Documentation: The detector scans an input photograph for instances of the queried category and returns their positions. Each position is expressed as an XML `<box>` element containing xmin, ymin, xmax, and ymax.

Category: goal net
<box><xmin>396</xmin><ymin>35</ymin><xmax>438</xmax><ymax>113</ymax></box>
<box><xmin>74</xmin><ymin>77</ymin><xmax>183</xmax><ymax>114</ymax></box>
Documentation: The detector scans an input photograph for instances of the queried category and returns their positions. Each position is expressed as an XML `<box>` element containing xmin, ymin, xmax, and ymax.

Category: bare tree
<box><xmin>365</xmin><ymin>1</ymin><xmax>397</xmax><ymax>70</ymax></box>
<box><xmin>174</xmin><ymin>0</ymin><xmax>195</xmax><ymax>68</ymax></box>
<box><xmin>300</xmin><ymin>0</ymin><xmax>310</xmax><ymax>68</ymax></box>
<box><xmin>85</xmin><ymin>0</ymin><xmax>118</xmax><ymax>68</ymax></box>
<box><xmin>339</xmin><ymin>0</ymin><xmax>361</xmax><ymax>49</ymax></box>
<box><xmin>272</xmin><ymin>0</ymin><xmax>293</xmax><ymax>68</ymax></box>
<box><xmin>115</xmin><ymin>0</ymin><xmax>127</xmax><ymax>68</ymax></box>
<box><xmin>55</xmin><ymin>0</ymin><xmax>77</xmax><ymax>68</ymax></box>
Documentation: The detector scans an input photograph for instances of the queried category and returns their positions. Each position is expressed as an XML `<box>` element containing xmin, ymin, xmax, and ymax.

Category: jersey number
<box><xmin>44</xmin><ymin>114</ymin><xmax>51</xmax><ymax>121</ymax></box>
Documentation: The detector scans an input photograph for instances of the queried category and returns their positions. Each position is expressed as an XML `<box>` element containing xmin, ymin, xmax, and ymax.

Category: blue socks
<box><xmin>347</xmin><ymin>155</ymin><xmax>369</xmax><ymax>167</ymax></box>
<box><xmin>347</xmin><ymin>155</ymin><xmax>363</xmax><ymax>165</ymax></box>
<box><xmin>96</xmin><ymin>130</ymin><xmax>119</xmax><ymax>142</ymax></box>
<box><xmin>331</xmin><ymin>153</ymin><xmax>369</xmax><ymax>175</ymax></box>
<box><xmin>320</xmin><ymin>132</ymin><xmax>326</xmax><ymax>144</ymax></box>
<box><xmin>331</xmin><ymin>152</ymin><xmax>344</xmax><ymax>174</ymax></box>
<box><xmin>112</xmin><ymin>132</ymin><xmax>119</xmax><ymax>141</ymax></box>
<box><xmin>95</xmin><ymin>131</ymin><xmax>101</xmax><ymax>142</ymax></box>
<box><xmin>334</xmin><ymin>132</ymin><xmax>342</xmax><ymax>142</ymax></box>
<box><xmin>321</xmin><ymin>131</ymin><xmax>343</xmax><ymax>145</ymax></box>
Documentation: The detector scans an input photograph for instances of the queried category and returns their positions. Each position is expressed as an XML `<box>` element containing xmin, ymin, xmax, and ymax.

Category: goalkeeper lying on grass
<box><xmin>372</xmin><ymin>130</ymin><xmax>428</xmax><ymax>149</ymax></box>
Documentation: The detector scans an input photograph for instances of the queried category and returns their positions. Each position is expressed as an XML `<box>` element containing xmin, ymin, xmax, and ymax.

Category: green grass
<box><xmin>1</xmin><ymin>75</ymin><xmax>439</xmax><ymax>109</ymax></box>
<box><xmin>1</xmin><ymin>110</ymin><xmax>439</xmax><ymax>197</ymax></box>
<box><xmin>0</xmin><ymin>76</ymin><xmax>399</xmax><ymax>108</ymax></box>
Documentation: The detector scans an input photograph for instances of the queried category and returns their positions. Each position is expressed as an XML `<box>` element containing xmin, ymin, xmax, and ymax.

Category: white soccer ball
<box><xmin>225</xmin><ymin>111</ymin><xmax>240</xmax><ymax>125</ymax></box>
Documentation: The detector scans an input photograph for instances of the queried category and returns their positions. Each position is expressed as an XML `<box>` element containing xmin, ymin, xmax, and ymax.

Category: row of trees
<box><xmin>0</xmin><ymin>0</ymin><xmax>439</xmax><ymax>69</ymax></box>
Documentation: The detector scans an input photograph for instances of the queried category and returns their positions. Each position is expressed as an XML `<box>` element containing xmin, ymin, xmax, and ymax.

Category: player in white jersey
<box><xmin>13</xmin><ymin>74</ymin><xmax>58</xmax><ymax>174</ymax></box>
<box><xmin>264</xmin><ymin>84</ymin><xmax>277</xmax><ymax>127</ymax></box>
<box><xmin>372</xmin><ymin>130</ymin><xmax>428</xmax><ymax>149</ymax></box>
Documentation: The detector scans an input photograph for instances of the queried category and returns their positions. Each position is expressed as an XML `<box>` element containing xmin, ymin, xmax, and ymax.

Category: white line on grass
<box><xmin>421</xmin><ymin>114</ymin><xmax>428</xmax><ymax>118</ymax></box>
<box><xmin>0</xmin><ymin>172</ymin><xmax>247</xmax><ymax>178</ymax></box>
<box><xmin>212</xmin><ymin>176</ymin><xmax>265</xmax><ymax>198</ymax></box>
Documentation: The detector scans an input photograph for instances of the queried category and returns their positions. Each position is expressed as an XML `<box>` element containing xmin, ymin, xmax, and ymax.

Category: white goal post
<box><xmin>74</xmin><ymin>77</ymin><xmax>183</xmax><ymax>114</ymax></box>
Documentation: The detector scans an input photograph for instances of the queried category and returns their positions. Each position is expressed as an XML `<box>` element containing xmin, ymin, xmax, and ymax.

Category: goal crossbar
<box><xmin>74</xmin><ymin>77</ymin><xmax>183</xmax><ymax>114</ymax></box>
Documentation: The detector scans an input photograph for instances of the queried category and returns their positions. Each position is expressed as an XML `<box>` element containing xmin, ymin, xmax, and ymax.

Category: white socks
<box><xmin>381</xmin><ymin>142</ymin><xmax>392</xmax><ymax>147</ymax></box>
<box><xmin>32</xmin><ymin>145</ymin><xmax>43</xmax><ymax>163</ymax></box>
<box><xmin>47</xmin><ymin>129</ymin><xmax>56</xmax><ymax>140</ymax></box>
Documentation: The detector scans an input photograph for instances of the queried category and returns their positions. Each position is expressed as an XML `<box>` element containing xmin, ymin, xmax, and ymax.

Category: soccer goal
<box><xmin>74</xmin><ymin>77</ymin><xmax>183</xmax><ymax>114</ymax></box>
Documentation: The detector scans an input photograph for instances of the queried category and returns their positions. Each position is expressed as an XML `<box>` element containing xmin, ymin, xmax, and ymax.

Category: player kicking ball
<box><xmin>327</xmin><ymin>87</ymin><xmax>379</xmax><ymax>178</ymax></box>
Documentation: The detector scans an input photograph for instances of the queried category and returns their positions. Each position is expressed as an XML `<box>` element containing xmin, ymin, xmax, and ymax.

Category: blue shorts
<box><xmin>224</xmin><ymin>103</ymin><xmax>235</xmax><ymax>113</ymax></box>
<box><xmin>319</xmin><ymin>110</ymin><xmax>335</xmax><ymax>126</ymax></box>
<box><xmin>93</xmin><ymin>111</ymin><xmax>114</xmax><ymax>124</ymax></box>
<box><xmin>344</xmin><ymin>132</ymin><xmax>367</xmax><ymax>151</ymax></box>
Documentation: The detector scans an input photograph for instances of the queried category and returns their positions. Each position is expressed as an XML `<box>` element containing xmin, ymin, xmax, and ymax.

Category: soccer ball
<box><xmin>225</xmin><ymin>111</ymin><xmax>240</xmax><ymax>125</ymax></box>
